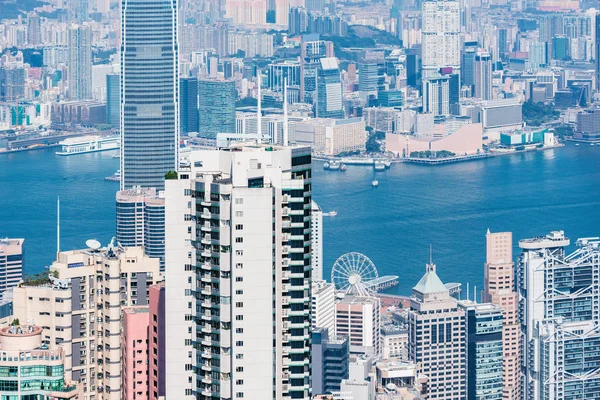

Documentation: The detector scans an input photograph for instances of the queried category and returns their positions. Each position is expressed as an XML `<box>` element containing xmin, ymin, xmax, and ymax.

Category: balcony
<box><xmin>201</xmin><ymin>363</ymin><xmax>211</xmax><ymax>372</ymax></box>
<box><xmin>282</xmin><ymin>246</ymin><xmax>290</xmax><ymax>254</ymax></box>
<box><xmin>201</xmin><ymin>351</ymin><xmax>212</xmax><ymax>359</ymax></box>
<box><xmin>200</xmin><ymin>210</ymin><xmax>212</xmax><ymax>220</ymax></box>
<box><xmin>201</xmin><ymin>222</ymin><xmax>211</xmax><ymax>232</ymax></box>
<box><xmin>201</xmin><ymin>235</ymin><xmax>212</xmax><ymax>245</ymax></box>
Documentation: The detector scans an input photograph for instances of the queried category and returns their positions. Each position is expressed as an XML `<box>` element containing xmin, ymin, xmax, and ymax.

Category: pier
<box><xmin>365</xmin><ymin>275</ymin><xmax>400</xmax><ymax>292</ymax></box>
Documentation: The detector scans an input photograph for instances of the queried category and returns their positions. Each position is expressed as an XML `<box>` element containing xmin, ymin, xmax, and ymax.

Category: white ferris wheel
<box><xmin>331</xmin><ymin>252</ymin><xmax>378</xmax><ymax>297</ymax></box>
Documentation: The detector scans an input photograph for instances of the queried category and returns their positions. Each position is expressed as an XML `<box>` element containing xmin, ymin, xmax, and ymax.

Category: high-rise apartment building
<box><xmin>0</xmin><ymin>57</ymin><xmax>25</xmax><ymax>103</ymax></box>
<box><xmin>149</xmin><ymin>283</ymin><xmax>165</xmax><ymax>400</ymax></box>
<box><xmin>316</xmin><ymin>57</ymin><xmax>343</xmax><ymax>119</ymax></box>
<box><xmin>0</xmin><ymin>323</ymin><xmax>82</xmax><ymax>399</ymax></box>
<box><xmin>120</xmin><ymin>0</ymin><xmax>179</xmax><ymax>190</ymax></box>
<box><xmin>300</xmin><ymin>39</ymin><xmax>334</xmax><ymax>103</ymax></box>
<box><xmin>474</xmin><ymin>51</ymin><xmax>492</xmax><ymax>100</ymax></box>
<box><xmin>67</xmin><ymin>24</ymin><xmax>92</xmax><ymax>100</ymax></box>
<box><xmin>335</xmin><ymin>295</ymin><xmax>381</xmax><ymax>355</ymax></box>
<box><xmin>198</xmin><ymin>78</ymin><xmax>236</xmax><ymax>139</ymax></box>
<box><xmin>180</xmin><ymin>77</ymin><xmax>199</xmax><ymax>134</ymax></box>
<box><xmin>458</xmin><ymin>301</ymin><xmax>504</xmax><ymax>400</ymax></box>
<box><xmin>106</xmin><ymin>73</ymin><xmax>120</xmax><ymax>127</ymax></box>
<box><xmin>122</xmin><ymin>306</ymin><xmax>150</xmax><ymax>400</ymax></box>
<box><xmin>0</xmin><ymin>238</ymin><xmax>23</xmax><ymax>296</ymax></box>
<box><xmin>165</xmin><ymin>143</ymin><xmax>313</xmax><ymax>399</ymax></box>
<box><xmin>27</xmin><ymin>14</ymin><xmax>41</xmax><ymax>46</ymax></box>
<box><xmin>311</xmin><ymin>200</ymin><xmax>323</xmax><ymax>280</ymax></box>
<box><xmin>596</xmin><ymin>12</ymin><xmax>600</xmax><ymax>90</ymax></box>
<box><xmin>312</xmin><ymin>280</ymin><xmax>336</xmax><ymax>334</ymax></box>
<box><xmin>407</xmin><ymin>261</ymin><xmax>466</xmax><ymax>400</ymax></box>
<box><xmin>483</xmin><ymin>230</ymin><xmax>521</xmax><ymax>400</ymax></box>
<box><xmin>518</xmin><ymin>231</ymin><xmax>600</xmax><ymax>400</ymax></box>
<box><xmin>422</xmin><ymin>74</ymin><xmax>451</xmax><ymax>116</ymax></box>
<box><xmin>421</xmin><ymin>0</ymin><xmax>461</xmax><ymax>79</ymax></box>
<box><xmin>12</xmin><ymin>243</ymin><xmax>161</xmax><ymax>400</ymax></box>
<box><xmin>116</xmin><ymin>187</ymin><xmax>166</xmax><ymax>271</ymax></box>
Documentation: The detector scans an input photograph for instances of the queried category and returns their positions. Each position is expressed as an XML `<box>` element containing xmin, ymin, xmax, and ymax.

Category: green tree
<box><xmin>165</xmin><ymin>171</ymin><xmax>178</xmax><ymax>180</ymax></box>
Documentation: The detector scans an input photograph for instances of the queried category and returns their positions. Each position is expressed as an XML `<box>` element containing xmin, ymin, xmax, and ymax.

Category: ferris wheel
<box><xmin>331</xmin><ymin>252</ymin><xmax>378</xmax><ymax>297</ymax></box>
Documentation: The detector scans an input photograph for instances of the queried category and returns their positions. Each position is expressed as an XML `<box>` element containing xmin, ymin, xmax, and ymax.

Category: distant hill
<box><xmin>0</xmin><ymin>0</ymin><xmax>47</xmax><ymax>19</ymax></box>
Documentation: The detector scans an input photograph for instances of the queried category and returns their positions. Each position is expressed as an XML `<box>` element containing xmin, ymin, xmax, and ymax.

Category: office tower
<box><xmin>458</xmin><ymin>301</ymin><xmax>504</xmax><ymax>400</ymax></box>
<box><xmin>289</xmin><ymin>7</ymin><xmax>308</xmax><ymax>36</ymax></box>
<box><xmin>268</xmin><ymin>61</ymin><xmax>301</xmax><ymax>92</ymax></box>
<box><xmin>316</xmin><ymin>57</ymin><xmax>343</xmax><ymax>119</ymax></box>
<box><xmin>518</xmin><ymin>231</ymin><xmax>600</xmax><ymax>400</ymax></box>
<box><xmin>122</xmin><ymin>306</ymin><xmax>150</xmax><ymax>400</ymax></box>
<box><xmin>27</xmin><ymin>14</ymin><xmax>41</xmax><ymax>46</ymax></box>
<box><xmin>165</xmin><ymin>143</ymin><xmax>313</xmax><ymax>399</ymax></box>
<box><xmin>312</xmin><ymin>280</ymin><xmax>336</xmax><ymax>333</ymax></box>
<box><xmin>335</xmin><ymin>295</ymin><xmax>381</xmax><ymax>355</ymax></box>
<box><xmin>180</xmin><ymin>77</ymin><xmax>199</xmax><ymax>134</ymax></box>
<box><xmin>300</xmin><ymin>39</ymin><xmax>334</xmax><ymax>103</ymax></box>
<box><xmin>312</xmin><ymin>327</ymin><xmax>350</xmax><ymax>395</ymax></box>
<box><xmin>406</xmin><ymin>51</ymin><xmax>420</xmax><ymax>88</ymax></box>
<box><xmin>380</xmin><ymin>324</ymin><xmax>408</xmax><ymax>360</ymax></box>
<box><xmin>121</xmin><ymin>0</ymin><xmax>179</xmax><ymax>190</ymax></box>
<box><xmin>359</xmin><ymin>61</ymin><xmax>379</xmax><ymax>101</ymax></box>
<box><xmin>311</xmin><ymin>200</ymin><xmax>323</xmax><ymax>280</ymax></box>
<box><xmin>106</xmin><ymin>73</ymin><xmax>120</xmax><ymax>127</ymax></box>
<box><xmin>0</xmin><ymin>323</ymin><xmax>81</xmax><ymax>398</ymax></box>
<box><xmin>422</xmin><ymin>74</ymin><xmax>450</xmax><ymax>116</ymax></box>
<box><xmin>198</xmin><ymin>79</ymin><xmax>236</xmax><ymax>139</ymax></box>
<box><xmin>116</xmin><ymin>187</ymin><xmax>166</xmax><ymax>271</ymax></box>
<box><xmin>0</xmin><ymin>238</ymin><xmax>23</xmax><ymax>296</ymax></box>
<box><xmin>67</xmin><ymin>24</ymin><xmax>92</xmax><ymax>100</ymax></box>
<box><xmin>528</xmin><ymin>42</ymin><xmax>547</xmax><ymax>72</ymax></box>
<box><xmin>421</xmin><ymin>0</ymin><xmax>461</xmax><ymax>79</ymax></box>
<box><xmin>483</xmin><ymin>231</ymin><xmax>521</xmax><ymax>400</ymax></box>
<box><xmin>462</xmin><ymin>45</ymin><xmax>476</xmax><ymax>91</ymax></box>
<box><xmin>474</xmin><ymin>51</ymin><xmax>492</xmax><ymax>100</ymax></box>
<box><xmin>149</xmin><ymin>283</ymin><xmax>165</xmax><ymax>400</ymax></box>
<box><xmin>12</xmin><ymin>243</ymin><xmax>161</xmax><ymax>400</ymax></box>
<box><xmin>596</xmin><ymin>12</ymin><xmax>600</xmax><ymax>90</ymax></box>
<box><xmin>498</xmin><ymin>27</ymin><xmax>509</xmax><ymax>59</ymax></box>
<box><xmin>552</xmin><ymin>35</ymin><xmax>570</xmax><ymax>61</ymax></box>
<box><xmin>0</xmin><ymin>54</ymin><xmax>25</xmax><ymax>103</ymax></box>
<box><xmin>407</xmin><ymin>261</ymin><xmax>466</xmax><ymax>400</ymax></box>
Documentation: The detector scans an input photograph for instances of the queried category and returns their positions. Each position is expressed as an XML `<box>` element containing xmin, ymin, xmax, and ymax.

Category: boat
<box><xmin>323</xmin><ymin>162</ymin><xmax>330</xmax><ymax>170</ymax></box>
<box><xmin>104</xmin><ymin>169</ymin><xmax>121</xmax><ymax>182</ymax></box>
<box><xmin>372</xmin><ymin>180</ymin><xmax>379</xmax><ymax>187</ymax></box>
<box><xmin>56</xmin><ymin>135</ymin><xmax>120</xmax><ymax>156</ymax></box>
<box><xmin>575</xmin><ymin>143</ymin><xmax>580</xmax><ymax>146</ymax></box>
<box><xmin>324</xmin><ymin>211</ymin><xmax>337</xmax><ymax>217</ymax></box>
<box><xmin>329</xmin><ymin>161</ymin><xmax>341</xmax><ymax>170</ymax></box>
<box><xmin>374</xmin><ymin>161</ymin><xmax>386</xmax><ymax>171</ymax></box>
<box><xmin>591</xmin><ymin>143</ymin><xmax>596</xmax><ymax>147</ymax></box>
<box><xmin>340</xmin><ymin>163</ymin><xmax>347</xmax><ymax>171</ymax></box>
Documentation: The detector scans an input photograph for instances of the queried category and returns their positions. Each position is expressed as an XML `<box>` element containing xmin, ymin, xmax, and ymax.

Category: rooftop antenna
<box><xmin>466</xmin><ymin>282</ymin><xmax>470</xmax><ymax>301</ymax></box>
<box><xmin>283</xmin><ymin>77</ymin><xmax>289</xmax><ymax>146</ymax></box>
<box><xmin>473</xmin><ymin>285</ymin><xmax>477</xmax><ymax>303</ymax></box>
<box><xmin>56</xmin><ymin>196</ymin><xmax>60</xmax><ymax>259</ymax></box>
<box><xmin>257</xmin><ymin>73</ymin><xmax>262</xmax><ymax>142</ymax></box>
<box><xmin>426</xmin><ymin>244</ymin><xmax>435</xmax><ymax>272</ymax></box>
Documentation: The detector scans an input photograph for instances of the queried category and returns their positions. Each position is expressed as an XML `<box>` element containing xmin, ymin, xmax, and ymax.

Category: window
<box><xmin>236</xmin><ymin>302</ymin><xmax>243</xmax><ymax>308</ymax></box>
<box><xmin>235</xmin><ymin>211</ymin><xmax>243</xmax><ymax>217</ymax></box>
<box><xmin>235</xmin><ymin>290</ymin><xmax>243</xmax><ymax>295</ymax></box>
<box><xmin>236</xmin><ymin>393</ymin><xmax>244</xmax><ymax>398</ymax></box>
<box><xmin>236</xmin><ymin>277</ymin><xmax>243</xmax><ymax>282</ymax></box>
<box><xmin>236</xmin><ymin>263</ymin><xmax>243</xmax><ymax>269</ymax></box>
<box><xmin>236</xmin><ymin>354</ymin><xmax>244</xmax><ymax>359</ymax></box>
<box><xmin>236</xmin><ymin>250</ymin><xmax>243</xmax><ymax>256</ymax></box>
<box><xmin>236</xmin><ymin>366</ymin><xmax>244</xmax><ymax>372</ymax></box>
<box><xmin>236</xmin><ymin>315</ymin><xmax>243</xmax><ymax>321</ymax></box>
<box><xmin>236</xmin><ymin>328</ymin><xmax>244</xmax><ymax>334</ymax></box>
<box><xmin>236</xmin><ymin>341</ymin><xmax>243</xmax><ymax>346</ymax></box>
<box><xmin>236</xmin><ymin>380</ymin><xmax>244</xmax><ymax>385</ymax></box>
<box><xmin>235</xmin><ymin>224</ymin><xmax>243</xmax><ymax>230</ymax></box>
<box><xmin>236</xmin><ymin>237</ymin><xmax>243</xmax><ymax>243</ymax></box>
<box><xmin>235</xmin><ymin>198</ymin><xmax>243</xmax><ymax>204</ymax></box>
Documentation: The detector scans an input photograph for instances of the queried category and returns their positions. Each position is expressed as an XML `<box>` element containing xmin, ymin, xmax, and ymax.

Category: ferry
<box><xmin>372</xmin><ymin>180</ymin><xmax>379</xmax><ymax>187</ymax></box>
<box><xmin>323</xmin><ymin>162</ymin><xmax>330</xmax><ymax>170</ymax></box>
<box><xmin>323</xmin><ymin>211</ymin><xmax>338</xmax><ymax>217</ymax></box>
<box><xmin>56</xmin><ymin>135</ymin><xmax>120</xmax><ymax>156</ymax></box>
<box><xmin>104</xmin><ymin>169</ymin><xmax>121</xmax><ymax>182</ymax></box>
<box><xmin>374</xmin><ymin>161</ymin><xmax>386</xmax><ymax>171</ymax></box>
<box><xmin>329</xmin><ymin>161</ymin><xmax>341</xmax><ymax>170</ymax></box>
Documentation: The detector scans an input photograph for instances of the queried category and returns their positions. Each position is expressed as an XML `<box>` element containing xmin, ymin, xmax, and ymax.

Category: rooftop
<box><xmin>413</xmin><ymin>263</ymin><xmax>447</xmax><ymax>295</ymax></box>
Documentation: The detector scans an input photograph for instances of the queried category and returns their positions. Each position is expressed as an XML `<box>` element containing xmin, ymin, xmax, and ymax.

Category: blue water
<box><xmin>1</xmin><ymin>144</ymin><xmax>599</xmax><ymax>296</ymax></box>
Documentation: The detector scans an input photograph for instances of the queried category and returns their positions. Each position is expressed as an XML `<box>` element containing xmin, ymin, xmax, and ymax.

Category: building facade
<box><xmin>0</xmin><ymin>238</ymin><xmax>23</xmax><ymax>296</ymax></box>
<box><xmin>198</xmin><ymin>79</ymin><xmax>236</xmax><ymax>138</ymax></box>
<box><xmin>120</xmin><ymin>0</ymin><xmax>179</xmax><ymax>190</ymax></box>
<box><xmin>67</xmin><ymin>24</ymin><xmax>92</xmax><ymax>101</ymax></box>
<box><xmin>121</xmin><ymin>306</ymin><xmax>150</xmax><ymax>400</ymax></box>
<box><xmin>165</xmin><ymin>143</ymin><xmax>313</xmax><ymax>399</ymax></box>
<box><xmin>312</xmin><ymin>327</ymin><xmax>350</xmax><ymax>395</ymax></box>
<box><xmin>116</xmin><ymin>187</ymin><xmax>166</xmax><ymax>271</ymax></box>
<box><xmin>0</xmin><ymin>324</ymin><xmax>81</xmax><ymax>399</ymax></box>
<box><xmin>312</xmin><ymin>280</ymin><xmax>336</xmax><ymax>334</ymax></box>
<box><xmin>316</xmin><ymin>57</ymin><xmax>343</xmax><ymax>119</ymax></box>
<box><xmin>310</xmin><ymin>200</ymin><xmax>323</xmax><ymax>281</ymax></box>
<box><xmin>106</xmin><ymin>73</ymin><xmax>120</xmax><ymax>127</ymax></box>
<box><xmin>421</xmin><ymin>0</ymin><xmax>461</xmax><ymax>79</ymax></box>
<box><xmin>474</xmin><ymin>51</ymin><xmax>492</xmax><ymax>100</ymax></box>
<box><xmin>180</xmin><ymin>77</ymin><xmax>199</xmax><ymax>134</ymax></box>
<box><xmin>335</xmin><ymin>295</ymin><xmax>381</xmax><ymax>356</ymax></box>
<box><xmin>149</xmin><ymin>283</ymin><xmax>165</xmax><ymax>400</ymax></box>
<box><xmin>407</xmin><ymin>262</ymin><xmax>466</xmax><ymax>400</ymax></box>
<box><xmin>12</xmin><ymin>243</ymin><xmax>161</xmax><ymax>400</ymax></box>
<box><xmin>483</xmin><ymin>231</ymin><xmax>521</xmax><ymax>400</ymax></box>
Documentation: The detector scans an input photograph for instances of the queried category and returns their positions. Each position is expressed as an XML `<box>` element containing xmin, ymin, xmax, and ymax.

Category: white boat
<box><xmin>323</xmin><ymin>162</ymin><xmax>330</xmax><ymax>170</ymax></box>
<box><xmin>575</xmin><ymin>143</ymin><xmax>580</xmax><ymax>146</ymax></box>
<box><xmin>56</xmin><ymin>135</ymin><xmax>120</xmax><ymax>156</ymax></box>
<box><xmin>329</xmin><ymin>161</ymin><xmax>341</xmax><ymax>170</ymax></box>
<box><xmin>374</xmin><ymin>161</ymin><xmax>386</xmax><ymax>171</ymax></box>
<box><xmin>372</xmin><ymin>180</ymin><xmax>379</xmax><ymax>187</ymax></box>
<box><xmin>591</xmin><ymin>143</ymin><xmax>596</xmax><ymax>147</ymax></box>
<box><xmin>104</xmin><ymin>169</ymin><xmax>121</xmax><ymax>182</ymax></box>
<box><xmin>324</xmin><ymin>211</ymin><xmax>338</xmax><ymax>217</ymax></box>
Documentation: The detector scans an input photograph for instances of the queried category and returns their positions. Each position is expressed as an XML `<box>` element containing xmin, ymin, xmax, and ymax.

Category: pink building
<box><xmin>149</xmin><ymin>283</ymin><xmax>165</xmax><ymax>400</ymax></box>
<box><xmin>122</xmin><ymin>306</ymin><xmax>150</xmax><ymax>400</ymax></box>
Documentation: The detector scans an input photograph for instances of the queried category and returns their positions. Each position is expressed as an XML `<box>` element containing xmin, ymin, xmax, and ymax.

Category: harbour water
<box><xmin>1</xmin><ymin>144</ymin><xmax>599</xmax><ymax>296</ymax></box>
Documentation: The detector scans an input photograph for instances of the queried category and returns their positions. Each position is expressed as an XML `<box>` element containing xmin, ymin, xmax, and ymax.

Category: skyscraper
<box><xmin>198</xmin><ymin>78</ymin><xmax>236</xmax><ymax>138</ymax></box>
<box><xmin>518</xmin><ymin>231</ymin><xmax>600</xmax><ymax>400</ymax></box>
<box><xmin>359</xmin><ymin>60</ymin><xmax>379</xmax><ymax>101</ymax></box>
<box><xmin>67</xmin><ymin>24</ymin><xmax>92</xmax><ymax>100</ymax></box>
<box><xmin>316</xmin><ymin>57</ymin><xmax>343</xmax><ymax>119</ymax></box>
<box><xmin>116</xmin><ymin>187</ymin><xmax>166</xmax><ymax>271</ymax></box>
<box><xmin>483</xmin><ymin>231</ymin><xmax>521</xmax><ymax>400</ymax></box>
<box><xmin>422</xmin><ymin>74</ymin><xmax>451</xmax><ymax>116</ymax></box>
<box><xmin>121</xmin><ymin>0</ymin><xmax>179</xmax><ymax>190</ymax></box>
<box><xmin>0</xmin><ymin>238</ymin><xmax>23</xmax><ymax>297</ymax></box>
<box><xmin>311</xmin><ymin>280</ymin><xmax>336</xmax><ymax>334</ymax></box>
<box><xmin>106</xmin><ymin>73</ymin><xmax>120</xmax><ymax>127</ymax></box>
<box><xmin>165</xmin><ymin>143</ymin><xmax>313</xmax><ymax>399</ymax></box>
<box><xmin>180</xmin><ymin>77</ymin><xmax>199</xmax><ymax>134</ymax></box>
<box><xmin>596</xmin><ymin>12</ymin><xmax>599</xmax><ymax>90</ymax></box>
<box><xmin>474</xmin><ymin>51</ymin><xmax>492</xmax><ymax>100</ymax></box>
<box><xmin>335</xmin><ymin>295</ymin><xmax>381</xmax><ymax>355</ymax></box>
<box><xmin>461</xmin><ymin>44</ymin><xmax>476</xmax><ymax>91</ymax></box>
<box><xmin>421</xmin><ymin>0</ymin><xmax>461</xmax><ymax>80</ymax></box>
<box><xmin>407</xmin><ymin>261</ymin><xmax>466</xmax><ymax>400</ymax></box>
<box><xmin>312</xmin><ymin>327</ymin><xmax>350</xmax><ymax>395</ymax></box>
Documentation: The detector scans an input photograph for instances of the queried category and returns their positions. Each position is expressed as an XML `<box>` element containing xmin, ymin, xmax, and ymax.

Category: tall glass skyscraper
<box><xmin>121</xmin><ymin>0</ymin><xmax>179</xmax><ymax>190</ymax></box>
<box><xmin>316</xmin><ymin>57</ymin><xmax>343</xmax><ymax>119</ymax></box>
<box><xmin>106</xmin><ymin>73</ymin><xmax>120</xmax><ymax>126</ymax></box>
<box><xmin>180</xmin><ymin>77</ymin><xmax>198</xmax><ymax>134</ymax></box>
